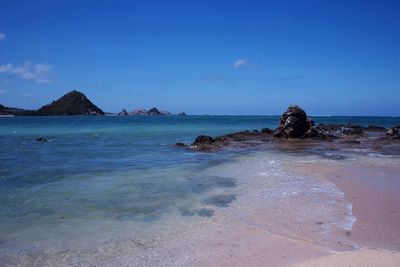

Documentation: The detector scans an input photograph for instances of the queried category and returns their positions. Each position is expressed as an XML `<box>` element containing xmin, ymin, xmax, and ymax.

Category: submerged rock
<box><xmin>35</xmin><ymin>137</ymin><xmax>47</xmax><ymax>142</ymax></box>
<box><xmin>205</xmin><ymin>194</ymin><xmax>236</xmax><ymax>207</ymax></box>
<box><xmin>273</xmin><ymin>105</ymin><xmax>312</xmax><ymax>138</ymax></box>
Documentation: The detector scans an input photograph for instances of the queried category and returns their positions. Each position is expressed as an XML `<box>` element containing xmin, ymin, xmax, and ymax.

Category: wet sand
<box><xmin>286</xmin><ymin>155</ymin><xmax>400</xmax><ymax>266</ymax></box>
<box><xmin>147</xmin><ymin>153</ymin><xmax>400</xmax><ymax>266</ymax></box>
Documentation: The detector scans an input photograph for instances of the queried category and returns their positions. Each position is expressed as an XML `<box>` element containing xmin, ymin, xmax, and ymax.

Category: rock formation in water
<box><xmin>386</xmin><ymin>126</ymin><xmax>400</xmax><ymax>139</ymax></box>
<box><xmin>26</xmin><ymin>90</ymin><xmax>105</xmax><ymax>116</ymax></box>
<box><xmin>118</xmin><ymin>107</ymin><xmax>185</xmax><ymax>116</ymax></box>
<box><xmin>181</xmin><ymin>105</ymin><xmax>396</xmax><ymax>152</ymax></box>
<box><xmin>273</xmin><ymin>105</ymin><xmax>313</xmax><ymax>138</ymax></box>
<box><xmin>147</xmin><ymin>107</ymin><xmax>163</xmax><ymax>116</ymax></box>
<box><xmin>118</xmin><ymin>109</ymin><xmax>128</xmax><ymax>116</ymax></box>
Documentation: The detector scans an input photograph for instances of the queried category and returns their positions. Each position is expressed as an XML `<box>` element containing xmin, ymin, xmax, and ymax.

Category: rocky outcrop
<box><xmin>315</xmin><ymin>124</ymin><xmax>364</xmax><ymax>136</ymax></box>
<box><xmin>125</xmin><ymin>108</ymin><xmax>181</xmax><ymax>116</ymax></box>
<box><xmin>386</xmin><ymin>126</ymin><xmax>400</xmax><ymax>139</ymax></box>
<box><xmin>273</xmin><ymin>105</ymin><xmax>313</xmax><ymax>138</ymax></box>
<box><xmin>261</xmin><ymin>128</ymin><xmax>273</xmax><ymax>134</ymax></box>
<box><xmin>191</xmin><ymin>135</ymin><xmax>215</xmax><ymax>146</ymax></box>
<box><xmin>147</xmin><ymin>107</ymin><xmax>163</xmax><ymax>116</ymax></box>
<box><xmin>178</xmin><ymin>112</ymin><xmax>187</xmax><ymax>116</ymax></box>
<box><xmin>117</xmin><ymin>109</ymin><xmax>128</xmax><ymax>116</ymax></box>
<box><xmin>366</xmin><ymin>125</ymin><xmax>386</xmax><ymax>132</ymax></box>
<box><xmin>182</xmin><ymin>105</ymin><xmax>396</xmax><ymax>152</ymax></box>
<box><xmin>129</xmin><ymin>109</ymin><xmax>147</xmax><ymax>115</ymax></box>
<box><xmin>30</xmin><ymin>90</ymin><xmax>104</xmax><ymax>116</ymax></box>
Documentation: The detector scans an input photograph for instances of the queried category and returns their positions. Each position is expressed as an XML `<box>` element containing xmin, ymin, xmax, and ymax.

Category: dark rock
<box><xmin>33</xmin><ymin>90</ymin><xmax>104</xmax><ymax>116</ymax></box>
<box><xmin>160</xmin><ymin>110</ymin><xmax>171</xmax><ymax>115</ymax></box>
<box><xmin>252</xmin><ymin>130</ymin><xmax>259</xmax><ymax>133</ymax></box>
<box><xmin>274</xmin><ymin>105</ymin><xmax>312</xmax><ymax>138</ymax></box>
<box><xmin>35</xmin><ymin>137</ymin><xmax>47</xmax><ymax>142</ymax></box>
<box><xmin>303</xmin><ymin>127</ymin><xmax>327</xmax><ymax>139</ymax></box>
<box><xmin>342</xmin><ymin>124</ymin><xmax>364</xmax><ymax>135</ymax></box>
<box><xmin>147</xmin><ymin>107</ymin><xmax>163</xmax><ymax>116</ymax></box>
<box><xmin>118</xmin><ymin>109</ymin><xmax>128</xmax><ymax>116</ymax></box>
<box><xmin>129</xmin><ymin>109</ymin><xmax>148</xmax><ymax>115</ymax></box>
<box><xmin>174</xmin><ymin>142</ymin><xmax>187</xmax><ymax>148</ymax></box>
<box><xmin>177</xmin><ymin>112</ymin><xmax>187</xmax><ymax>116</ymax></box>
<box><xmin>386</xmin><ymin>127</ymin><xmax>400</xmax><ymax>139</ymax></box>
<box><xmin>191</xmin><ymin>135</ymin><xmax>214</xmax><ymax>146</ymax></box>
<box><xmin>366</xmin><ymin>125</ymin><xmax>386</xmax><ymax>132</ymax></box>
<box><xmin>261</xmin><ymin>128</ymin><xmax>273</xmax><ymax>134</ymax></box>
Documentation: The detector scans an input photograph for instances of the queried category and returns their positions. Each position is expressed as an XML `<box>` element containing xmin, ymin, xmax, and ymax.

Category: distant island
<box><xmin>117</xmin><ymin>108</ymin><xmax>186</xmax><ymax>116</ymax></box>
<box><xmin>0</xmin><ymin>90</ymin><xmax>186</xmax><ymax>116</ymax></box>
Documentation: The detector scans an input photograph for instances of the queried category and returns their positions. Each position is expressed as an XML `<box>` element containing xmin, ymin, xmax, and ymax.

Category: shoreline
<box><xmin>285</xmin><ymin>154</ymin><xmax>400</xmax><ymax>266</ymax></box>
<box><xmin>2</xmin><ymin>149</ymin><xmax>400</xmax><ymax>266</ymax></box>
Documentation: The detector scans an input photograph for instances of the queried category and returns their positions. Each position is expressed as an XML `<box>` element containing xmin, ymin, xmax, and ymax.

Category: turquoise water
<box><xmin>0</xmin><ymin>115</ymin><xmax>399</xmax><ymax>264</ymax></box>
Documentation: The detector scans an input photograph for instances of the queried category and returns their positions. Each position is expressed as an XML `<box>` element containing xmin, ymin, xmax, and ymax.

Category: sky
<box><xmin>0</xmin><ymin>0</ymin><xmax>399</xmax><ymax>115</ymax></box>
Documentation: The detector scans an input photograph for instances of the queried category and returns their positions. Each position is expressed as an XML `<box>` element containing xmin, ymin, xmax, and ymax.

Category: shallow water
<box><xmin>1</xmin><ymin>115</ymin><xmax>399</xmax><ymax>265</ymax></box>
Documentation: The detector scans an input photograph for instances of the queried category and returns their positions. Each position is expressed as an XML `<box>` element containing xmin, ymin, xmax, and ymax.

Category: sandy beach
<box><xmin>285</xmin><ymin>155</ymin><xmax>400</xmax><ymax>266</ymax></box>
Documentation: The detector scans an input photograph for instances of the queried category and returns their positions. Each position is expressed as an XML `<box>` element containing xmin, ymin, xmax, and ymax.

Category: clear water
<box><xmin>1</xmin><ymin>115</ymin><xmax>399</xmax><ymax>265</ymax></box>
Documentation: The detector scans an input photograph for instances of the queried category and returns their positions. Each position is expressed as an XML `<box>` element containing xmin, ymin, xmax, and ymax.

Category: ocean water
<box><xmin>1</xmin><ymin>115</ymin><xmax>400</xmax><ymax>265</ymax></box>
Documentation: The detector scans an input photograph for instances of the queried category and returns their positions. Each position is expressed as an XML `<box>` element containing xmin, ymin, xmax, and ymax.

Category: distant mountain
<box><xmin>0</xmin><ymin>104</ymin><xmax>30</xmax><ymax>116</ymax></box>
<box><xmin>32</xmin><ymin>90</ymin><xmax>105</xmax><ymax>116</ymax></box>
<box><xmin>117</xmin><ymin>107</ymin><xmax>186</xmax><ymax>116</ymax></box>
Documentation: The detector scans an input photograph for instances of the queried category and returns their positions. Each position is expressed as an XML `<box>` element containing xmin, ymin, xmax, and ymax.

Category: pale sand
<box><xmin>292</xmin><ymin>248</ymin><xmax>400</xmax><ymax>267</ymax></box>
<box><xmin>286</xmin><ymin>156</ymin><xmax>400</xmax><ymax>267</ymax></box>
<box><xmin>170</xmin><ymin>155</ymin><xmax>400</xmax><ymax>267</ymax></box>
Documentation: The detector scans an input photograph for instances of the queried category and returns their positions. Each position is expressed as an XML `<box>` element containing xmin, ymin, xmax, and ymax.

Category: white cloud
<box><xmin>0</xmin><ymin>61</ymin><xmax>53</xmax><ymax>83</ymax></box>
<box><xmin>0</xmin><ymin>33</ymin><xmax>5</xmax><ymax>40</ymax></box>
<box><xmin>233</xmin><ymin>58</ymin><xmax>250</xmax><ymax>69</ymax></box>
<box><xmin>233</xmin><ymin>58</ymin><xmax>260</xmax><ymax>69</ymax></box>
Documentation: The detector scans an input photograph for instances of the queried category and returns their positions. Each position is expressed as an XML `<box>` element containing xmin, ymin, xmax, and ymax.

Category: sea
<box><xmin>0</xmin><ymin>115</ymin><xmax>399</xmax><ymax>265</ymax></box>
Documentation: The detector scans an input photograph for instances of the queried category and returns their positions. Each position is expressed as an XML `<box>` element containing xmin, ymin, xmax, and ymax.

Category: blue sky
<box><xmin>0</xmin><ymin>0</ymin><xmax>399</xmax><ymax>115</ymax></box>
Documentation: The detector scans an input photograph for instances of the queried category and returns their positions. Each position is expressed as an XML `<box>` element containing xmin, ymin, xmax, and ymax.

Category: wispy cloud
<box><xmin>200</xmin><ymin>75</ymin><xmax>224</xmax><ymax>82</ymax></box>
<box><xmin>233</xmin><ymin>58</ymin><xmax>259</xmax><ymax>69</ymax></box>
<box><xmin>233</xmin><ymin>58</ymin><xmax>249</xmax><ymax>69</ymax></box>
<box><xmin>0</xmin><ymin>61</ymin><xmax>53</xmax><ymax>83</ymax></box>
<box><xmin>278</xmin><ymin>75</ymin><xmax>305</xmax><ymax>81</ymax></box>
<box><xmin>0</xmin><ymin>33</ymin><xmax>5</xmax><ymax>41</ymax></box>
<box><xmin>22</xmin><ymin>92</ymin><xmax>32</xmax><ymax>98</ymax></box>
<box><xmin>0</xmin><ymin>89</ymin><xmax>6</xmax><ymax>94</ymax></box>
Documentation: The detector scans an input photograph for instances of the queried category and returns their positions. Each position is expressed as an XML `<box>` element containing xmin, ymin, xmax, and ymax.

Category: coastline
<box><xmin>155</xmin><ymin>151</ymin><xmax>400</xmax><ymax>266</ymax></box>
<box><xmin>286</xmin><ymin>154</ymin><xmax>400</xmax><ymax>266</ymax></box>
